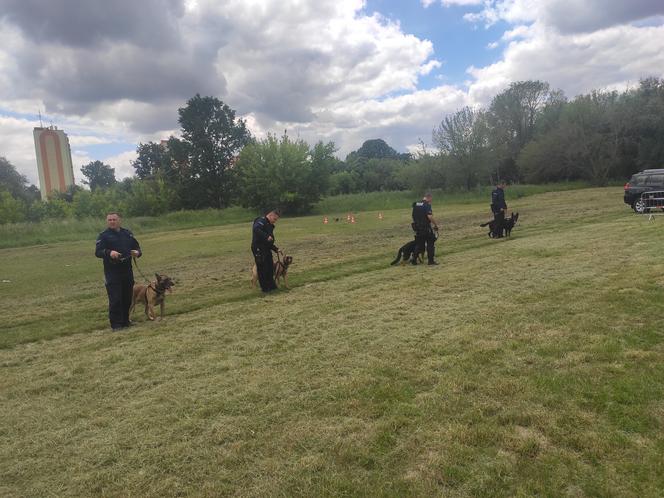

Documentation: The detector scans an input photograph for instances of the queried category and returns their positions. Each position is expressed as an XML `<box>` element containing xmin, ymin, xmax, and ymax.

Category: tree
<box><xmin>563</xmin><ymin>90</ymin><xmax>627</xmax><ymax>185</ymax></box>
<box><xmin>629</xmin><ymin>78</ymin><xmax>664</xmax><ymax>171</ymax></box>
<box><xmin>235</xmin><ymin>133</ymin><xmax>335</xmax><ymax>214</ymax></box>
<box><xmin>397</xmin><ymin>145</ymin><xmax>447</xmax><ymax>192</ymax></box>
<box><xmin>488</xmin><ymin>80</ymin><xmax>552</xmax><ymax>180</ymax></box>
<box><xmin>0</xmin><ymin>157</ymin><xmax>35</xmax><ymax>201</ymax></box>
<box><xmin>0</xmin><ymin>189</ymin><xmax>27</xmax><ymax>224</ymax></box>
<box><xmin>346</xmin><ymin>138</ymin><xmax>406</xmax><ymax>162</ymax></box>
<box><xmin>81</xmin><ymin>160</ymin><xmax>116</xmax><ymax>191</ymax></box>
<box><xmin>177</xmin><ymin>94</ymin><xmax>252</xmax><ymax>208</ymax></box>
<box><xmin>133</xmin><ymin>142</ymin><xmax>165</xmax><ymax>180</ymax></box>
<box><xmin>433</xmin><ymin>106</ymin><xmax>491</xmax><ymax>189</ymax></box>
<box><xmin>519</xmin><ymin>89</ymin><xmax>629</xmax><ymax>185</ymax></box>
<box><xmin>342</xmin><ymin>139</ymin><xmax>410</xmax><ymax>192</ymax></box>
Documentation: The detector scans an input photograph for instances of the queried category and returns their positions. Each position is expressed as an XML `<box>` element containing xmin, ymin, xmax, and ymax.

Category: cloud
<box><xmin>422</xmin><ymin>0</ymin><xmax>484</xmax><ymax>7</ymax></box>
<box><xmin>468</xmin><ymin>19</ymin><xmax>664</xmax><ymax>103</ymax></box>
<box><xmin>465</xmin><ymin>0</ymin><xmax>664</xmax><ymax>32</ymax></box>
<box><xmin>104</xmin><ymin>150</ymin><xmax>138</xmax><ymax>180</ymax></box>
<box><xmin>0</xmin><ymin>0</ymin><xmax>186</xmax><ymax>48</ymax></box>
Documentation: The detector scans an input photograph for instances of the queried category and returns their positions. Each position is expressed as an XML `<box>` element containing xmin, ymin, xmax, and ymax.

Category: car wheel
<box><xmin>633</xmin><ymin>198</ymin><xmax>648</xmax><ymax>214</ymax></box>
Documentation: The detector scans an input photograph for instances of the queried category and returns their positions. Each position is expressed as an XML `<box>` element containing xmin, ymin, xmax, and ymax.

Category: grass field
<box><xmin>1</xmin><ymin>187</ymin><xmax>664</xmax><ymax>496</ymax></box>
<box><xmin>0</xmin><ymin>182</ymin><xmax>591</xmax><ymax>249</ymax></box>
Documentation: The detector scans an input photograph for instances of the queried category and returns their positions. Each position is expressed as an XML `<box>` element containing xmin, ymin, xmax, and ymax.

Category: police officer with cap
<box><xmin>411</xmin><ymin>192</ymin><xmax>439</xmax><ymax>265</ymax></box>
<box><xmin>491</xmin><ymin>179</ymin><xmax>507</xmax><ymax>238</ymax></box>
<box><xmin>95</xmin><ymin>211</ymin><xmax>142</xmax><ymax>330</ymax></box>
<box><xmin>252</xmin><ymin>208</ymin><xmax>281</xmax><ymax>292</ymax></box>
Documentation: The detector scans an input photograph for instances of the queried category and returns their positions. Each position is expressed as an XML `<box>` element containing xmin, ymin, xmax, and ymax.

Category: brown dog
<box><xmin>274</xmin><ymin>255</ymin><xmax>293</xmax><ymax>289</ymax></box>
<box><xmin>130</xmin><ymin>273</ymin><xmax>175</xmax><ymax>321</ymax></box>
<box><xmin>251</xmin><ymin>255</ymin><xmax>293</xmax><ymax>289</ymax></box>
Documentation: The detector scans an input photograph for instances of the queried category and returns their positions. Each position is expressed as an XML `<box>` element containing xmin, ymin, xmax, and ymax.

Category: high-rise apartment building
<box><xmin>33</xmin><ymin>126</ymin><xmax>76</xmax><ymax>200</ymax></box>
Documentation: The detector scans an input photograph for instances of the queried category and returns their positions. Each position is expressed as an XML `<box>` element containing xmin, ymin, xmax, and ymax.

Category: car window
<box><xmin>631</xmin><ymin>175</ymin><xmax>646</xmax><ymax>186</ymax></box>
<box><xmin>647</xmin><ymin>175</ymin><xmax>664</xmax><ymax>185</ymax></box>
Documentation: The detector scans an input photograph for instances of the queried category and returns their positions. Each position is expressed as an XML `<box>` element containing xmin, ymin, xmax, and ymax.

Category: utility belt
<box><xmin>412</xmin><ymin>222</ymin><xmax>433</xmax><ymax>236</ymax></box>
<box><xmin>252</xmin><ymin>246</ymin><xmax>274</xmax><ymax>259</ymax></box>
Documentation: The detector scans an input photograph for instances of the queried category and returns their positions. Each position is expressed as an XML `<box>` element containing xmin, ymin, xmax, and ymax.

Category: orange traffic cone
<box><xmin>346</xmin><ymin>213</ymin><xmax>351</xmax><ymax>222</ymax></box>
<box><xmin>350</xmin><ymin>215</ymin><xmax>356</xmax><ymax>224</ymax></box>
<box><xmin>323</xmin><ymin>216</ymin><xmax>328</xmax><ymax>224</ymax></box>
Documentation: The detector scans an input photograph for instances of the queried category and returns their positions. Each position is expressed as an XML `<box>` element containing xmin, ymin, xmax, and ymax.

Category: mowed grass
<box><xmin>1</xmin><ymin>187</ymin><xmax>664</xmax><ymax>496</ymax></box>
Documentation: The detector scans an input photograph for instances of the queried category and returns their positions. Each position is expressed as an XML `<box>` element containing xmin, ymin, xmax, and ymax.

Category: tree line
<box><xmin>1</xmin><ymin>78</ymin><xmax>663</xmax><ymax>224</ymax></box>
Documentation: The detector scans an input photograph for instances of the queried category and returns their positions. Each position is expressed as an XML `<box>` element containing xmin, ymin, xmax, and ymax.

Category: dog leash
<box><xmin>132</xmin><ymin>256</ymin><xmax>152</xmax><ymax>284</ymax></box>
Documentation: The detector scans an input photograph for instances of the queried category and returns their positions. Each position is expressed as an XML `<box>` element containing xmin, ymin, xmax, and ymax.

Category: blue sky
<box><xmin>364</xmin><ymin>0</ymin><xmax>508</xmax><ymax>88</ymax></box>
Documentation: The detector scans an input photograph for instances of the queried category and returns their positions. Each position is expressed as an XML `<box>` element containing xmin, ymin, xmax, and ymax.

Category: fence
<box><xmin>641</xmin><ymin>190</ymin><xmax>664</xmax><ymax>220</ymax></box>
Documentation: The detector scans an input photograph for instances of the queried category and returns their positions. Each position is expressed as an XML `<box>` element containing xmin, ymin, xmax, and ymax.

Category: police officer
<box><xmin>252</xmin><ymin>209</ymin><xmax>281</xmax><ymax>293</ymax></box>
<box><xmin>411</xmin><ymin>192</ymin><xmax>439</xmax><ymax>265</ymax></box>
<box><xmin>491</xmin><ymin>180</ymin><xmax>507</xmax><ymax>238</ymax></box>
<box><xmin>95</xmin><ymin>212</ymin><xmax>142</xmax><ymax>330</ymax></box>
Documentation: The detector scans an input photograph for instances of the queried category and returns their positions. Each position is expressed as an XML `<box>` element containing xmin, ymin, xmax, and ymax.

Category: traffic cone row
<box><xmin>322</xmin><ymin>212</ymin><xmax>383</xmax><ymax>224</ymax></box>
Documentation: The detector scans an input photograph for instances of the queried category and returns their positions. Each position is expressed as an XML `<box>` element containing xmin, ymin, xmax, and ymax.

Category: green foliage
<box><xmin>0</xmin><ymin>206</ymin><xmax>255</xmax><ymax>249</ymax></box>
<box><xmin>177</xmin><ymin>94</ymin><xmax>252</xmax><ymax>208</ymax></box>
<box><xmin>329</xmin><ymin>170</ymin><xmax>361</xmax><ymax>195</ymax></box>
<box><xmin>433</xmin><ymin>106</ymin><xmax>491</xmax><ymax>189</ymax></box>
<box><xmin>0</xmin><ymin>189</ymin><xmax>27</xmax><ymax>223</ymax></box>
<box><xmin>519</xmin><ymin>88</ymin><xmax>644</xmax><ymax>185</ymax></box>
<box><xmin>80</xmin><ymin>160</ymin><xmax>117</xmax><ymax>191</ymax></box>
<box><xmin>0</xmin><ymin>156</ymin><xmax>35</xmax><ymax>202</ymax></box>
<box><xmin>346</xmin><ymin>138</ymin><xmax>409</xmax><ymax>162</ymax></box>
<box><xmin>133</xmin><ymin>142</ymin><xmax>166</xmax><ymax>180</ymax></box>
<box><xmin>397</xmin><ymin>153</ymin><xmax>447</xmax><ymax>193</ymax></box>
<box><xmin>488</xmin><ymin>80</ymin><xmax>552</xmax><ymax>180</ymax></box>
<box><xmin>235</xmin><ymin>134</ymin><xmax>335</xmax><ymax>214</ymax></box>
<box><xmin>131</xmin><ymin>96</ymin><xmax>252</xmax><ymax>210</ymax></box>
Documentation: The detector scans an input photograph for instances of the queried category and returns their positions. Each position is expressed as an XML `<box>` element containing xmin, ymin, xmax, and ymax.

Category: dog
<box><xmin>274</xmin><ymin>255</ymin><xmax>293</xmax><ymax>288</ymax></box>
<box><xmin>480</xmin><ymin>212</ymin><xmax>519</xmax><ymax>238</ymax></box>
<box><xmin>130</xmin><ymin>273</ymin><xmax>175</xmax><ymax>321</ymax></box>
<box><xmin>390</xmin><ymin>239</ymin><xmax>424</xmax><ymax>265</ymax></box>
<box><xmin>251</xmin><ymin>254</ymin><xmax>294</xmax><ymax>289</ymax></box>
<box><xmin>390</xmin><ymin>226</ymin><xmax>438</xmax><ymax>265</ymax></box>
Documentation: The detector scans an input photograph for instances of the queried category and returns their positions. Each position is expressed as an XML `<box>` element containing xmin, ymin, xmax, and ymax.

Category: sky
<box><xmin>1</xmin><ymin>0</ymin><xmax>663</xmax><ymax>185</ymax></box>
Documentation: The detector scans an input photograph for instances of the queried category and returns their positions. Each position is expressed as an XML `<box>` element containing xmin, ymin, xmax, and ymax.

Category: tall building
<box><xmin>33</xmin><ymin>126</ymin><xmax>76</xmax><ymax>200</ymax></box>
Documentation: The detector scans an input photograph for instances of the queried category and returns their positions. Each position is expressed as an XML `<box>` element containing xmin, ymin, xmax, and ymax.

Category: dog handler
<box><xmin>251</xmin><ymin>209</ymin><xmax>281</xmax><ymax>292</ymax></box>
<box><xmin>491</xmin><ymin>180</ymin><xmax>508</xmax><ymax>238</ymax></box>
<box><xmin>411</xmin><ymin>193</ymin><xmax>439</xmax><ymax>265</ymax></box>
<box><xmin>95</xmin><ymin>212</ymin><xmax>142</xmax><ymax>330</ymax></box>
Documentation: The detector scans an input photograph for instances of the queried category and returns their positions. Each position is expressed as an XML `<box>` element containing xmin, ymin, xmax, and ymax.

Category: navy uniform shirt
<box><xmin>491</xmin><ymin>187</ymin><xmax>507</xmax><ymax>213</ymax></box>
<box><xmin>412</xmin><ymin>200</ymin><xmax>432</xmax><ymax>230</ymax></box>
<box><xmin>95</xmin><ymin>227</ymin><xmax>141</xmax><ymax>282</ymax></box>
<box><xmin>251</xmin><ymin>217</ymin><xmax>278</xmax><ymax>253</ymax></box>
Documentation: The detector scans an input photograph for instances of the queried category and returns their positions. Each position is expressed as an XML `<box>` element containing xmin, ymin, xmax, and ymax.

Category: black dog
<box><xmin>480</xmin><ymin>212</ymin><xmax>519</xmax><ymax>238</ymax></box>
<box><xmin>390</xmin><ymin>239</ymin><xmax>424</xmax><ymax>265</ymax></box>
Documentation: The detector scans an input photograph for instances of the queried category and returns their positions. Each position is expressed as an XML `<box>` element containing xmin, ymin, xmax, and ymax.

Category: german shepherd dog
<box><xmin>480</xmin><ymin>212</ymin><xmax>519</xmax><ymax>238</ymax></box>
<box><xmin>251</xmin><ymin>254</ymin><xmax>294</xmax><ymax>289</ymax></box>
<box><xmin>130</xmin><ymin>273</ymin><xmax>175</xmax><ymax>321</ymax></box>
<box><xmin>390</xmin><ymin>239</ymin><xmax>424</xmax><ymax>265</ymax></box>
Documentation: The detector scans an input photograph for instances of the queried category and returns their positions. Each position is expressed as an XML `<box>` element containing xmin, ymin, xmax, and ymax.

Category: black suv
<box><xmin>624</xmin><ymin>169</ymin><xmax>664</xmax><ymax>213</ymax></box>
